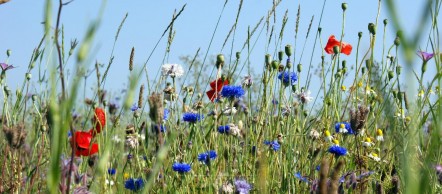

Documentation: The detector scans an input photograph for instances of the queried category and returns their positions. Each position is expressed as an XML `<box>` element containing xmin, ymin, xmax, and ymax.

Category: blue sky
<box><xmin>0</xmin><ymin>0</ymin><xmax>434</xmax><ymax>100</ymax></box>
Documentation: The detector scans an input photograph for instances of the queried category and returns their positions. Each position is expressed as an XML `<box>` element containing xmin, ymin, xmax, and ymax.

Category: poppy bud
<box><xmin>335</xmin><ymin>71</ymin><xmax>341</xmax><ymax>78</ymax></box>
<box><xmin>342</xmin><ymin>60</ymin><xmax>346</xmax><ymax>68</ymax></box>
<box><xmin>388</xmin><ymin>70</ymin><xmax>394</xmax><ymax>80</ymax></box>
<box><xmin>285</xmin><ymin>44</ymin><xmax>292</xmax><ymax>57</ymax></box>
<box><xmin>265</xmin><ymin>54</ymin><xmax>272</xmax><ymax>68</ymax></box>
<box><xmin>368</xmin><ymin>23</ymin><xmax>376</xmax><ymax>35</ymax></box>
<box><xmin>278</xmin><ymin>51</ymin><xmax>284</xmax><ymax>61</ymax></box>
<box><xmin>216</xmin><ymin>54</ymin><xmax>225</xmax><ymax>69</ymax></box>
<box><xmin>318</xmin><ymin>27</ymin><xmax>322</xmax><ymax>33</ymax></box>
<box><xmin>394</xmin><ymin>37</ymin><xmax>400</xmax><ymax>46</ymax></box>
<box><xmin>26</xmin><ymin>73</ymin><xmax>32</xmax><ymax>81</ymax></box>
<box><xmin>4</xmin><ymin>86</ymin><xmax>10</xmax><ymax>97</ymax></box>
<box><xmin>292</xmin><ymin>84</ymin><xmax>297</xmax><ymax>93</ymax></box>
<box><xmin>383</xmin><ymin>19</ymin><xmax>388</xmax><ymax>26</ymax></box>
<box><xmin>341</xmin><ymin>3</ymin><xmax>348</xmax><ymax>11</ymax></box>
<box><xmin>396</xmin><ymin>65</ymin><xmax>402</xmax><ymax>75</ymax></box>
<box><xmin>236</xmin><ymin>52</ymin><xmax>241</xmax><ymax>60</ymax></box>
<box><xmin>333</xmin><ymin>46</ymin><xmax>340</xmax><ymax>55</ymax></box>
<box><xmin>392</xmin><ymin>90</ymin><xmax>398</xmax><ymax>98</ymax></box>
<box><xmin>272</xmin><ymin>60</ymin><xmax>279</xmax><ymax>70</ymax></box>
<box><xmin>358</xmin><ymin>32</ymin><xmax>363</xmax><ymax>38</ymax></box>
<box><xmin>342</xmin><ymin>67</ymin><xmax>347</xmax><ymax>74</ymax></box>
<box><xmin>297</xmin><ymin>64</ymin><xmax>302</xmax><ymax>73</ymax></box>
<box><xmin>6</xmin><ymin>49</ymin><xmax>11</xmax><ymax>57</ymax></box>
<box><xmin>286</xmin><ymin>61</ymin><xmax>292</xmax><ymax>69</ymax></box>
<box><xmin>365</xmin><ymin>59</ymin><xmax>372</xmax><ymax>69</ymax></box>
<box><xmin>361</xmin><ymin>67</ymin><xmax>366</xmax><ymax>74</ymax></box>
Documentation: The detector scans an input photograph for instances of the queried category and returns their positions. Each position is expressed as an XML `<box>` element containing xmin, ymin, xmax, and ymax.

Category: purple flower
<box><xmin>278</xmin><ymin>71</ymin><xmax>298</xmax><ymax>86</ymax></box>
<box><xmin>221</xmin><ymin>85</ymin><xmax>245</xmax><ymax>99</ymax></box>
<box><xmin>130</xmin><ymin>103</ymin><xmax>138</xmax><ymax>111</ymax></box>
<box><xmin>264</xmin><ymin>140</ymin><xmax>281</xmax><ymax>151</ymax></box>
<box><xmin>417</xmin><ymin>51</ymin><xmax>434</xmax><ymax>62</ymax></box>
<box><xmin>183</xmin><ymin>112</ymin><xmax>203</xmax><ymax>123</ymax></box>
<box><xmin>172</xmin><ymin>162</ymin><xmax>191</xmax><ymax>173</ymax></box>
<box><xmin>234</xmin><ymin>179</ymin><xmax>252</xmax><ymax>194</ymax></box>
<box><xmin>218</xmin><ymin>125</ymin><xmax>230</xmax><ymax>134</ymax></box>
<box><xmin>328</xmin><ymin>146</ymin><xmax>347</xmax><ymax>156</ymax></box>
<box><xmin>294</xmin><ymin>172</ymin><xmax>309</xmax><ymax>183</ymax></box>
<box><xmin>0</xmin><ymin>63</ymin><xmax>15</xmax><ymax>71</ymax></box>
<box><xmin>197</xmin><ymin>150</ymin><xmax>217</xmax><ymax>165</ymax></box>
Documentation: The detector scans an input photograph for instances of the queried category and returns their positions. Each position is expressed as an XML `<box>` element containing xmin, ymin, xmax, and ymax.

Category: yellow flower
<box><xmin>332</xmin><ymin>139</ymin><xmax>339</xmax><ymax>146</ymax></box>
<box><xmin>418</xmin><ymin>90</ymin><xmax>425</xmax><ymax>98</ymax></box>
<box><xmin>324</xmin><ymin>130</ymin><xmax>333</xmax><ymax>142</ymax></box>
<box><xmin>362</xmin><ymin>137</ymin><xmax>374</xmax><ymax>147</ymax></box>
<box><xmin>368</xmin><ymin>153</ymin><xmax>381</xmax><ymax>161</ymax></box>
<box><xmin>376</xmin><ymin>129</ymin><xmax>384</xmax><ymax>141</ymax></box>
<box><xmin>341</xmin><ymin>85</ymin><xmax>347</xmax><ymax>91</ymax></box>
<box><xmin>358</xmin><ymin>81</ymin><xmax>363</xmax><ymax>87</ymax></box>
<box><xmin>123</xmin><ymin>173</ymin><xmax>129</xmax><ymax>179</ymax></box>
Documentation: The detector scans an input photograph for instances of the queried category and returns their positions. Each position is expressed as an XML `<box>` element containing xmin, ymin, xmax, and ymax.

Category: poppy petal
<box><xmin>206</xmin><ymin>90</ymin><xmax>217</xmax><ymax>102</ymax></box>
<box><xmin>75</xmin><ymin>143</ymin><xmax>99</xmax><ymax>156</ymax></box>
<box><xmin>324</xmin><ymin>35</ymin><xmax>340</xmax><ymax>54</ymax></box>
<box><xmin>341</xmin><ymin>42</ymin><xmax>352</xmax><ymax>55</ymax></box>
<box><xmin>91</xmin><ymin>107</ymin><xmax>106</xmax><ymax>136</ymax></box>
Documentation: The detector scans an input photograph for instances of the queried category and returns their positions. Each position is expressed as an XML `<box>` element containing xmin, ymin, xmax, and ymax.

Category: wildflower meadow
<box><xmin>1</xmin><ymin>0</ymin><xmax>442</xmax><ymax>193</ymax></box>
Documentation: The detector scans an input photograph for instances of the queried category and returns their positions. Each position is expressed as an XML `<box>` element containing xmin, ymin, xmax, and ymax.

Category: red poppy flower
<box><xmin>90</xmin><ymin>107</ymin><xmax>106</xmax><ymax>136</ymax></box>
<box><xmin>72</xmin><ymin>131</ymin><xmax>98</xmax><ymax>156</ymax></box>
<box><xmin>206</xmin><ymin>78</ymin><xmax>229</xmax><ymax>102</ymax></box>
<box><xmin>324</xmin><ymin>35</ymin><xmax>352</xmax><ymax>55</ymax></box>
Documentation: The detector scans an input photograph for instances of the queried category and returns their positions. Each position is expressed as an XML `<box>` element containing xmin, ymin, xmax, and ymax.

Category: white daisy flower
<box><xmin>368</xmin><ymin>153</ymin><xmax>381</xmax><ymax>162</ymax></box>
<box><xmin>161</xmin><ymin>63</ymin><xmax>184</xmax><ymax>78</ymax></box>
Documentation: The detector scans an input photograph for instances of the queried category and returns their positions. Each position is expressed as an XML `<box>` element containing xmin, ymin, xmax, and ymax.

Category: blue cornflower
<box><xmin>172</xmin><ymin>162</ymin><xmax>191</xmax><ymax>173</ymax></box>
<box><xmin>278</xmin><ymin>71</ymin><xmax>298</xmax><ymax>86</ymax></box>
<box><xmin>107</xmin><ymin>168</ymin><xmax>116</xmax><ymax>175</ymax></box>
<box><xmin>183</xmin><ymin>112</ymin><xmax>203</xmax><ymax>123</ymax></box>
<box><xmin>218</xmin><ymin>125</ymin><xmax>230</xmax><ymax>134</ymax></box>
<box><xmin>234</xmin><ymin>179</ymin><xmax>252</xmax><ymax>194</ymax></box>
<box><xmin>164</xmin><ymin>109</ymin><xmax>170</xmax><ymax>120</ymax></box>
<box><xmin>197</xmin><ymin>150</ymin><xmax>217</xmax><ymax>165</ymax></box>
<box><xmin>221</xmin><ymin>85</ymin><xmax>245</xmax><ymax>99</ymax></box>
<box><xmin>316</xmin><ymin>165</ymin><xmax>320</xmax><ymax>171</ymax></box>
<box><xmin>154</xmin><ymin>125</ymin><xmax>166</xmax><ymax>133</ymax></box>
<box><xmin>335</xmin><ymin>122</ymin><xmax>354</xmax><ymax>134</ymax></box>
<box><xmin>294</xmin><ymin>172</ymin><xmax>309</xmax><ymax>183</ymax></box>
<box><xmin>328</xmin><ymin>145</ymin><xmax>347</xmax><ymax>156</ymax></box>
<box><xmin>131</xmin><ymin>103</ymin><xmax>138</xmax><ymax>111</ymax></box>
<box><xmin>264</xmin><ymin>140</ymin><xmax>281</xmax><ymax>151</ymax></box>
<box><xmin>124</xmin><ymin>178</ymin><xmax>144</xmax><ymax>191</ymax></box>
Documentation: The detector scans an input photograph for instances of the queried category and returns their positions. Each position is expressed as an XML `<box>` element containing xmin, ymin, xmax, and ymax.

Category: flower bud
<box><xmin>236</xmin><ymin>52</ymin><xmax>241</xmax><ymax>60</ymax></box>
<box><xmin>333</xmin><ymin>46</ymin><xmax>340</xmax><ymax>54</ymax></box>
<box><xmin>392</xmin><ymin>90</ymin><xmax>398</xmax><ymax>98</ymax></box>
<box><xmin>4</xmin><ymin>86</ymin><xmax>10</xmax><ymax>97</ymax></box>
<box><xmin>32</xmin><ymin>94</ymin><xmax>37</xmax><ymax>102</ymax></box>
<box><xmin>361</xmin><ymin>67</ymin><xmax>366</xmax><ymax>74</ymax></box>
<box><xmin>365</xmin><ymin>59</ymin><xmax>372</xmax><ymax>69</ymax></box>
<box><xmin>297</xmin><ymin>64</ymin><xmax>302</xmax><ymax>73</ymax></box>
<box><xmin>26</xmin><ymin>73</ymin><xmax>32</xmax><ymax>81</ymax></box>
<box><xmin>265</xmin><ymin>54</ymin><xmax>272</xmax><ymax>68</ymax></box>
<box><xmin>342</xmin><ymin>60</ymin><xmax>347</xmax><ymax>68</ymax></box>
<box><xmin>358</xmin><ymin>31</ymin><xmax>363</xmax><ymax>38</ymax></box>
<box><xmin>286</xmin><ymin>61</ymin><xmax>292</xmax><ymax>69</ymax></box>
<box><xmin>278</xmin><ymin>51</ymin><xmax>284</xmax><ymax>61</ymax></box>
<box><xmin>285</xmin><ymin>44</ymin><xmax>292</xmax><ymax>57</ymax></box>
<box><xmin>6</xmin><ymin>49</ymin><xmax>11</xmax><ymax>57</ymax></box>
<box><xmin>368</xmin><ymin>23</ymin><xmax>376</xmax><ymax>35</ymax></box>
<box><xmin>388</xmin><ymin>70</ymin><xmax>394</xmax><ymax>80</ymax></box>
<box><xmin>394</xmin><ymin>37</ymin><xmax>400</xmax><ymax>46</ymax></box>
<box><xmin>341</xmin><ymin>3</ymin><xmax>348</xmax><ymax>11</ymax></box>
<box><xmin>396</xmin><ymin>65</ymin><xmax>402</xmax><ymax>75</ymax></box>
<box><xmin>216</xmin><ymin>54</ymin><xmax>225</xmax><ymax>69</ymax></box>
<box><xmin>271</xmin><ymin>60</ymin><xmax>279</xmax><ymax>70</ymax></box>
<box><xmin>292</xmin><ymin>84</ymin><xmax>297</xmax><ymax>93</ymax></box>
<box><xmin>383</xmin><ymin>19</ymin><xmax>388</xmax><ymax>26</ymax></box>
